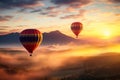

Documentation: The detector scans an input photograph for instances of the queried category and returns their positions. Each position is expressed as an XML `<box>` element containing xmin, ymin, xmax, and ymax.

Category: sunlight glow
<box><xmin>102</xmin><ymin>29</ymin><xmax>111</xmax><ymax>39</ymax></box>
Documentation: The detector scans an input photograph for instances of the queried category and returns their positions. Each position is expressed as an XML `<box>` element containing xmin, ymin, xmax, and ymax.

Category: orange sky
<box><xmin>0</xmin><ymin>0</ymin><xmax>119</xmax><ymax>39</ymax></box>
<box><xmin>0</xmin><ymin>0</ymin><xmax>120</xmax><ymax>56</ymax></box>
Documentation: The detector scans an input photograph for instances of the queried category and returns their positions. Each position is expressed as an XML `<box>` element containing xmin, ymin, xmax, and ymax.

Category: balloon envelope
<box><xmin>19</xmin><ymin>29</ymin><xmax>42</xmax><ymax>56</ymax></box>
<box><xmin>71</xmin><ymin>22</ymin><xmax>83</xmax><ymax>38</ymax></box>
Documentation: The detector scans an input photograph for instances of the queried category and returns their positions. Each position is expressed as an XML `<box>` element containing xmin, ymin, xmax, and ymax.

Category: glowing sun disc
<box><xmin>102</xmin><ymin>29</ymin><xmax>112</xmax><ymax>39</ymax></box>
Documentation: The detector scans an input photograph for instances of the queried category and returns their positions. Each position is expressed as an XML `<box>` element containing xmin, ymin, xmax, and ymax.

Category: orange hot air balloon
<box><xmin>19</xmin><ymin>29</ymin><xmax>42</xmax><ymax>56</ymax></box>
<box><xmin>71</xmin><ymin>22</ymin><xmax>83</xmax><ymax>38</ymax></box>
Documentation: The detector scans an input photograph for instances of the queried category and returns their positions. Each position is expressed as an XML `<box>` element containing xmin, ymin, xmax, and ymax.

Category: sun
<box><xmin>102</xmin><ymin>29</ymin><xmax>112</xmax><ymax>39</ymax></box>
<box><xmin>104</xmin><ymin>30</ymin><xmax>111</xmax><ymax>37</ymax></box>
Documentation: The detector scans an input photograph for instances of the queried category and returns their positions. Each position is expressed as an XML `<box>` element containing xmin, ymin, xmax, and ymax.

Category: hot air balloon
<box><xmin>71</xmin><ymin>22</ymin><xmax>83</xmax><ymax>38</ymax></box>
<box><xmin>19</xmin><ymin>29</ymin><xmax>42</xmax><ymax>56</ymax></box>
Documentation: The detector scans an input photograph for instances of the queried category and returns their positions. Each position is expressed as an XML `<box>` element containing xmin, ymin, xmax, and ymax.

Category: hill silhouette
<box><xmin>42</xmin><ymin>30</ymin><xmax>77</xmax><ymax>45</ymax></box>
<box><xmin>0</xmin><ymin>33</ymin><xmax>20</xmax><ymax>45</ymax></box>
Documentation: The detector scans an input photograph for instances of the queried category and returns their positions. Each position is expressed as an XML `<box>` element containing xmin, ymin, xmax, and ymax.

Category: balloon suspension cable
<box><xmin>76</xmin><ymin>36</ymin><xmax>78</xmax><ymax>38</ymax></box>
<box><xmin>30</xmin><ymin>54</ymin><xmax>32</xmax><ymax>56</ymax></box>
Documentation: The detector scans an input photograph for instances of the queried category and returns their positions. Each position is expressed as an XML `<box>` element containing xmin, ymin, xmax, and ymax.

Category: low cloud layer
<box><xmin>0</xmin><ymin>44</ymin><xmax>120</xmax><ymax>80</ymax></box>
<box><xmin>0</xmin><ymin>40</ymin><xmax>120</xmax><ymax>80</ymax></box>
<box><xmin>0</xmin><ymin>46</ymin><xmax>75</xmax><ymax>80</ymax></box>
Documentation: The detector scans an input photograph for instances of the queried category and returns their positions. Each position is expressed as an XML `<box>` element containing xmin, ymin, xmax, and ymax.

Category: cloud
<box><xmin>37</xmin><ymin>0</ymin><xmax>92</xmax><ymax>18</ymax></box>
<box><xmin>0</xmin><ymin>46</ymin><xmax>71</xmax><ymax>80</ymax></box>
<box><xmin>0</xmin><ymin>32</ymin><xmax>8</xmax><ymax>35</ymax></box>
<box><xmin>0</xmin><ymin>48</ymin><xmax>25</xmax><ymax>54</ymax></box>
<box><xmin>46</xmin><ymin>6</ymin><xmax>56</xmax><ymax>10</ymax></box>
<box><xmin>31</xmin><ymin>6</ymin><xmax>60</xmax><ymax>13</ymax></box>
<box><xmin>51</xmin><ymin>0</ymin><xmax>91</xmax><ymax>4</ymax></box>
<box><xmin>64</xmin><ymin>7</ymin><xmax>77</xmax><ymax>12</ymax></box>
<box><xmin>0</xmin><ymin>0</ymin><xmax>44</xmax><ymax>10</ymax></box>
<box><xmin>30</xmin><ymin>9</ymin><xmax>42</xmax><ymax>13</ymax></box>
<box><xmin>40</xmin><ymin>8</ymin><xmax>86</xmax><ymax>18</ymax></box>
<box><xmin>0</xmin><ymin>44</ymin><xmax>87</xmax><ymax>79</ymax></box>
<box><xmin>107</xmin><ymin>0</ymin><xmax>120</xmax><ymax>3</ymax></box>
<box><xmin>45</xmin><ymin>6</ymin><xmax>60</xmax><ymax>11</ymax></box>
<box><xmin>51</xmin><ymin>0</ymin><xmax>93</xmax><ymax>8</ymax></box>
<box><xmin>0</xmin><ymin>26</ymin><xmax>20</xmax><ymax>35</ymax></box>
<box><xmin>47</xmin><ymin>11</ymin><xmax>61</xmax><ymax>17</ymax></box>
<box><xmin>0</xmin><ymin>51</ymin><xmax>35</xmax><ymax>80</ymax></box>
<box><xmin>0</xmin><ymin>26</ymin><xmax>10</xmax><ymax>30</ymax></box>
<box><xmin>0</xmin><ymin>26</ymin><xmax>12</xmax><ymax>35</ymax></box>
<box><xmin>40</xmin><ymin>0</ymin><xmax>92</xmax><ymax>19</ymax></box>
<box><xmin>102</xmin><ymin>0</ymin><xmax>120</xmax><ymax>4</ymax></box>
<box><xmin>0</xmin><ymin>26</ymin><xmax>10</xmax><ymax>33</ymax></box>
<box><xmin>111</xmin><ymin>36</ymin><xmax>120</xmax><ymax>44</ymax></box>
<box><xmin>40</xmin><ymin>10</ymin><xmax>61</xmax><ymax>17</ymax></box>
<box><xmin>0</xmin><ymin>41</ymin><xmax>120</xmax><ymax>80</ymax></box>
<box><xmin>23</xmin><ymin>1</ymin><xmax>44</xmax><ymax>8</ymax></box>
<box><xmin>0</xmin><ymin>15</ymin><xmax>13</xmax><ymax>22</ymax></box>
<box><xmin>61</xmin><ymin>9</ymin><xmax>86</xmax><ymax>19</ymax></box>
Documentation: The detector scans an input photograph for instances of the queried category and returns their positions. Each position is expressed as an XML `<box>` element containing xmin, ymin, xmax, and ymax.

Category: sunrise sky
<box><xmin>0</xmin><ymin>0</ymin><xmax>120</xmax><ymax>39</ymax></box>
<box><xmin>0</xmin><ymin>0</ymin><xmax>120</xmax><ymax>55</ymax></box>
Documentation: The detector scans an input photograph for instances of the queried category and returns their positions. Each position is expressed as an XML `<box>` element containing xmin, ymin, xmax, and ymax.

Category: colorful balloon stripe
<box><xmin>19</xmin><ymin>29</ymin><xmax>42</xmax><ymax>56</ymax></box>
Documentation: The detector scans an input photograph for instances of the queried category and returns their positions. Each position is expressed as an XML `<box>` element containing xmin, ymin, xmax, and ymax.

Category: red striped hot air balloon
<box><xmin>19</xmin><ymin>29</ymin><xmax>42</xmax><ymax>56</ymax></box>
<box><xmin>71</xmin><ymin>22</ymin><xmax>83</xmax><ymax>38</ymax></box>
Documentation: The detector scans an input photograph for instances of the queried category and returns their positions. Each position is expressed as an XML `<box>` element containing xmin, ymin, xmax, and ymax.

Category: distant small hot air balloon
<box><xmin>19</xmin><ymin>29</ymin><xmax>42</xmax><ymax>56</ymax></box>
<box><xmin>71</xmin><ymin>22</ymin><xmax>83</xmax><ymax>38</ymax></box>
